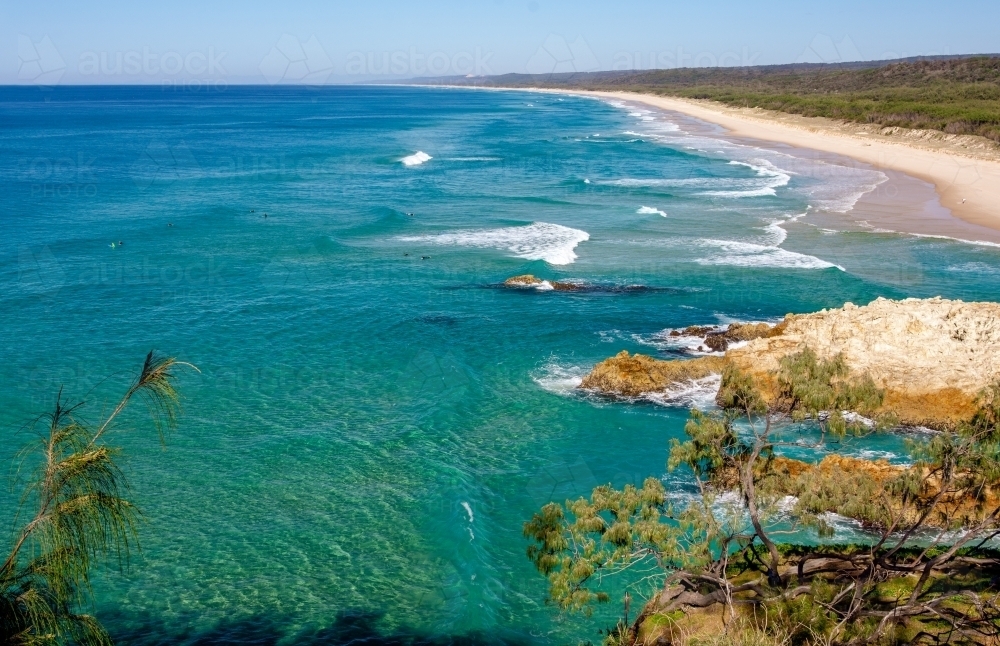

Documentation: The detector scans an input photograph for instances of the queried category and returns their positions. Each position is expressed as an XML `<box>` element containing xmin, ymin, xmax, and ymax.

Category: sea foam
<box><xmin>695</xmin><ymin>239</ymin><xmax>843</xmax><ymax>270</ymax></box>
<box><xmin>532</xmin><ymin>361</ymin><xmax>588</xmax><ymax>396</ymax></box>
<box><xmin>401</xmin><ymin>151</ymin><xmax>432</xmax><ymax>166</ymax></box>
<box><xmin>637</xmin><ymin>206</ymin><xmax>668</xmax><ymax>217</ymax></box>
<box><xmin>699</xmin><ymin>160</ymin><xmax>791</xmax><ymax>198</ymax></box>
<box><xmin>399</xmin><ymin>222</ymin><xmax>590</xmax><ymax>265</ymax></box>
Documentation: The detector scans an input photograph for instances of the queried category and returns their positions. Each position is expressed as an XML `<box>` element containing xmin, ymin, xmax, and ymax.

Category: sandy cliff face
<box><xmin>581</xmin><ymin>297</ymin><xmax>1000</xmax><ymax>426</ymax></box>
<box><xmin>728</xmin><ymin>297</ymin><xmax>1000</xmax><ymax>425</ymax></box>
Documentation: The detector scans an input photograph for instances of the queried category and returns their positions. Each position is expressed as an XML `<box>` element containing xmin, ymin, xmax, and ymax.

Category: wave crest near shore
<box><xmin>399</xmin><ymin>222</ymin><xmax>590</xmax><ymax>265</ymax></box>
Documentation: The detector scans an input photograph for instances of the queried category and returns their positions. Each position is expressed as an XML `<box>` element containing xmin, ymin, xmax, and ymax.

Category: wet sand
<box><xmin>582</xmin><ymin>91</ymin><xmax>1000</xmax><ymax>243</ymax></box>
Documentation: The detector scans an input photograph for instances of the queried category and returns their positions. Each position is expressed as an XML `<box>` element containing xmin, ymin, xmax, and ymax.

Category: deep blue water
<box><xmin>3</xmin><ymin>85</ymin><xmax>1000</xmax><ymax>644</ymax></box>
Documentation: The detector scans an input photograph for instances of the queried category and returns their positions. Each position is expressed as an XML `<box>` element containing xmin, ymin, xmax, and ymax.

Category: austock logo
<box><xmin>259</xmin><ymin>34</ymin><xmax>334</xmax><ymax>84</ymax></box>
<box><xmin>17</xmin><ymin>245</ymin><xmax>66</xmax><ymax>296</ymax></box>
<box><xmin>796</xmin><ymin>34</ymin><xmax>862</xmax><ymax>64</ymax></box>
<box><xmin>17</xmin><ymin>34</ymin><xmax>66</xmax><ymax>84</ymax></box>
<box><xmin>131</xmin><ymin>140</ymin><xmax>201</xmax><ymax>191</ymax></box>
<box><xmin>525</xmin><ymin>34</ymin><xmax>599</xmax><ymax>75</ymax></box>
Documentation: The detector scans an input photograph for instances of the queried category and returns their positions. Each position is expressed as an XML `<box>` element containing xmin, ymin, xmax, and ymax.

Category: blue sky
<box><xmin>3</xmin><ymin>0</ymin><xmax>999</xmax><ymax>84</ymax></box>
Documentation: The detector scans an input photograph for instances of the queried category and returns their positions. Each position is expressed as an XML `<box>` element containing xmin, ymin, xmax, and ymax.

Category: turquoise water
<box><xmin>3</xmin><ymin>85</ymin><xmax>1000</xmax><ymax>644</ymax></box>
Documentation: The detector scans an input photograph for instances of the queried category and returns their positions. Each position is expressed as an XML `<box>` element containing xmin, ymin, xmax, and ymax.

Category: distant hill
<box><xmin>407</xmin><ymin>55</ymin><xmax>1000</xmax><ymax>143</ymax></box>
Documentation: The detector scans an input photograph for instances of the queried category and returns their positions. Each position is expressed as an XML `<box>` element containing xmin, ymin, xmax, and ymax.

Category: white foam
<box><xmin>856</xmin><ymin>450</ymin><xmax>899</xmax><ymax>461</ymax></box>
<box><xmin>461</xmin><ymin>501</ymin><xmax>474</xmax><ymax>523</ymax></box>
<box><xmin>602</xmin><ymin>99</ymin><xmax>885</xmax><ymax>213</ymax></box>
<box><xmin>857</xmin><ymin>226</ymin><xmax>1000</xmax><ymax>249</ymax></box>
<box><xmin>636</xmin><ymin>327</ymin><xmax>724</xmax><ymax>355</ymax></box>
<box><xmin>761</xmin><ymin>221</ymin><xmax>788</xmax><ymax>246</ymax></box>
<box><xmin>695</xmin><ymin>239</ymin><xmax>844</xmax><ymax>270</ymax></box>
<box><xmin>399</xmin><ymin>222</ymin><xmax>589</xmax><ymax>265</ymax></box>
<box><xmin>637</xmin><ymin>206</ymin><xmax>668</xmax><ymax>217</ymax></box>
<box><xmin>800</xmin><ymin>164</ymin><xmax>888</xmax><ymax>213</ymax></box>
<box><xmin>444</xmin><ymin>156</ymin><xmax>501</xmax><ymax>162</ymax></box>
<box><xmin>603</xmin><ymin>162</ymin><xmax>787</xmax><ymax>198</ymax></box>
<box><xmin>643</xmin><ymin>375</ymin><xmax>722</xmax><ymax>409</ymax></box>
<box><xmin>532</xmin><ymin>361</ymin><xmax>588</xmax><ymax>395</ymax></box>
<box><xmin>947</xmin><ymin>261</ymin><xmax>1000</xmax><ymax>275</ymax></box>
<box><xmin>699</xmin><ymin>160</ymin><xmax>791</xmax><ymax>198</ymax></box>
<box><xmin>909</xmin><ymin>233</ymin><xmax>1000</xmax><ymax>248</ymax></box>
<box><xmin>401</xmin><ymin>151</ymin><xmax>432</xmax><ymax>166</ymax></box>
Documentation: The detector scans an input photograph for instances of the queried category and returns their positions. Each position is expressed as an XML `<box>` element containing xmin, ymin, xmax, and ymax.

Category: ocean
<box><xmin>3</xmin><ymin>85</ymin><xmax>1000</xmax><ymax>644</ymax></box>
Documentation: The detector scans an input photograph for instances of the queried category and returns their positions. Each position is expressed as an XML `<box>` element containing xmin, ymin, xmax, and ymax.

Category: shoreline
<box><xmin>564</xmin><ymin>90</ymin><xmax>1000</xmax><ymax>236</ymax></box>
<box><xmin>420</xmin><ymin>84</ymin><xmax>1000</xmax><ymax>240</ymax></box>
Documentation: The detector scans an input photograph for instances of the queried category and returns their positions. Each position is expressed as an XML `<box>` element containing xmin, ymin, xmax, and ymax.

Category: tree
<box><xmin>525</xmin><ymin>349</ymin><xmax>1000</xmax><ymax>645</ymax></box>
<box><xmin>1</xmin><ymin>353</ymin><xmax>190</xmax><ymax>646</ymax></box>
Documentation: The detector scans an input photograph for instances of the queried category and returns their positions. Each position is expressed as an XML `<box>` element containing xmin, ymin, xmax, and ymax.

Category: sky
<box><xmin>3</xmin><ymin>0</ymin><xmax>999</xmax><ymax>85</ymax></box>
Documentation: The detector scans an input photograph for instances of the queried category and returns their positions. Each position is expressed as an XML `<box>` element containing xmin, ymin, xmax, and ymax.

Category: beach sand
<box><xmin>577</xmin><ymin>91</ymin><xmax>1000</xmax><ymax>238</ymax></box>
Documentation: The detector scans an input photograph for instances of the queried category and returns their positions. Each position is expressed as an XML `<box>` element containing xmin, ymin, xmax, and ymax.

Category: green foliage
<box><xmin>462</xmin><ymin>56</ymin><xmax>1000</xmax><ymax>143</ymax></box>
<box><xmin>524</xmin><ymin>349</ymin><xmax>1000</xmax><ymax>644</ymax></box>
<box><xmin>668</xmin><ymin>410</ymin><xmax>745</xmax><ymax>482</ymax></box>
<box><xmin>524</xmin><ymin>477</ymin><xmax>677</xmax><ymax>614</ymax></box>
<box><xmin>776</xmin><ymin>349</ymin><xmax>884</xmax><ymax>434</ymax></box>
<box><xmin>716</xmin><ymin>364</ymin><xmax>766</xmax><ymax>415</ymax></box>
<box><xmin>1</xmin><ymin>353</ymin><xmax>189</xmax><ymax>646</ymax></box>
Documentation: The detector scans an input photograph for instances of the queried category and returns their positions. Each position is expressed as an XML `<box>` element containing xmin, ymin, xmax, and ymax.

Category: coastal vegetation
<box><xmin>525</xmin><ymin>348</ymin><xmax>1000</xmax><ymax>644</ymax></box>
<box><xmin>436</xmin><ymin>56</ymin><xmax>1000</xmax><ymax>144</ymax></box>
<box><xmin>1</xmin><ymin>353</ymin><xmax>187</xmax><ymax>646</ymax></box>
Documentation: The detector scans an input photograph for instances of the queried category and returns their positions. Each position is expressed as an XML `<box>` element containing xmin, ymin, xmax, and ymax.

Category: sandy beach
<box><xmin>575</xmin><ymin>90</ymin><xmax>1000</xmax><ymax>235</ymax></box>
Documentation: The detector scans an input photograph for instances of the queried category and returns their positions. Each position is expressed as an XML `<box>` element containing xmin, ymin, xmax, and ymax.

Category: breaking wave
<box><xmin>401</xmin><ymin>151</ymin><xmax>432</xmax><ymax>166</ymax></box>
<box><xmin>399</xmin><ymin>222</ymin><xmax>590</xmax><ymax>265</ymax></box>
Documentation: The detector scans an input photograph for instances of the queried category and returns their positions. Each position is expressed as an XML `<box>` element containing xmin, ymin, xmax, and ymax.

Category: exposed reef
<box><xmin>502</xmin><ymin>274</ymin><xmax>580</xmax><ymax>291</ymax></box>
<box><xmin>670</xmin><ymin>321</ymin><xmax>781</xmax><ymax>352</ymax></box>
<box><xmin>500</xmin><ymin>274</ymin><xmax>668</xmax><ymax>294</ymax></box>
<box><xmin>579</xmin><ymin>352</ymin><xmax>727</xmax><ymax>398</ymax></box>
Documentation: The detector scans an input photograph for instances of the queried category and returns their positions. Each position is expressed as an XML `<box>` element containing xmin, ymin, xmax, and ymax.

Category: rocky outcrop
<box><xmin>579</xmin><ymin>352</ymin><xmax>727</xmax><ymax>398</ymax></box>
<box><xmin>727</xmin><ymin>297</ymin><xmax>1000</xmax><ymax>426</ymax></box>
<box><xmin>580</xmin><ymin>297</ymin><xmax>1000</xmax><ymax>427</ymax></box>
<box><xmin>502</xmin><ymin>274</ymin><xmax>580</xmax><ymax>291</ymax></box>
<box><xmin>707</xmin><ymin>322</ymin><xmax>779</xmax><ymax>352</ymax></box>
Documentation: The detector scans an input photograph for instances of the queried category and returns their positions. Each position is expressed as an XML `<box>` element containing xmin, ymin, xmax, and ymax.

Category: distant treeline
<box><xmin>419</xmin><ymin>56</ymin><xmax>1000</xmax><ymax>143</ymax></box>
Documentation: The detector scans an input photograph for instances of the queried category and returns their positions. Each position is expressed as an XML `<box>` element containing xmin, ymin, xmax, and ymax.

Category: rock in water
<box><xmin>502</xmin><ymin>274</ymin><xmax>581</xmax><ymax>291</ymax></box>
<box><xmin>503</xmin><ymin>274</ymin><xmax>545</xmax><ymax>287</ymax></box>
<box><xmin>579</xmin><ymin>351</ymin><xmax>728</xmax><ymax>398</ymax></box>
<box><xmin>705</xmin><ymin>322</ymin><xmax>778</xmax><ymax>352</ymax></box>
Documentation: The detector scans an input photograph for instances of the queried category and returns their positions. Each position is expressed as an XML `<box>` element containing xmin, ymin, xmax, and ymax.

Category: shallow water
<box><xmin>3</xmin><ymin>85</ymin><xmax>1000</xmax><ymax>644</ymax></box>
